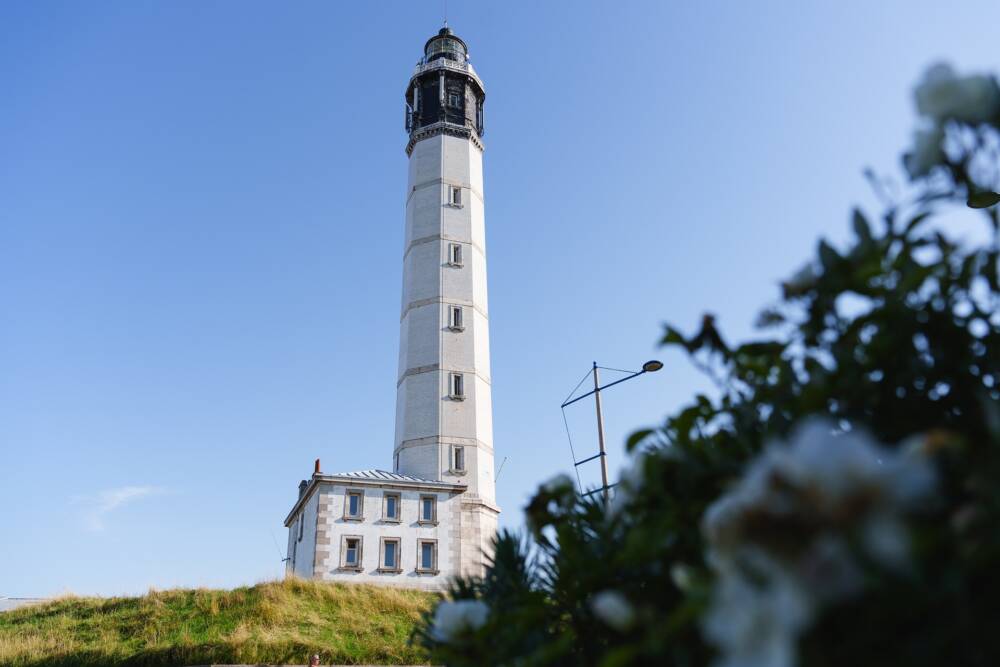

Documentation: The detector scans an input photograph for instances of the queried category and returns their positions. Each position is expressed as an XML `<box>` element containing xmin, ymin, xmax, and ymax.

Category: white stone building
<box><xmin>284</xmin><ymin>26</ymin><xmax>499</xmax><ymax>590</ymax></box>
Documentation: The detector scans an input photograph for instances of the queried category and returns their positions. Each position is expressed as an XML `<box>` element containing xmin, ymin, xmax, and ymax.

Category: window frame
<box><xmin>379</xmin><ymin>537</ymin><xmax>402</xmax><ymax>573</ymax></box>
<box><xmin>343</xmin><ymin>489</ymin><xmax>365</xmax><ymax>521</ymax></box>
<box><xmin>449</xmin><ymin>372</ymin><xmax>465</xmax><ymax>400</ymax></box>
<box><xmin>448</xmin><ymin>243</ymin><xmax>464</xmax><ymax>267</ymax></box>
<box><xmin>418</xmin><ymin>494</ymin><xmax>438</xmax><ymax>525</ymax></box>
<box><xmin>449</xmin><ymin>305</ymin><xmax>464</xmax><ymax>331</ymax></box>
<box><xmin>297</xmin><ymin>513</ymin><xmax>304</xmax><ymax>541</ymax></box>
<box><xmin>340</xmin><ymin>535</ymin><xmax>363</xmax><ymax>571</ymax></box>
<box><xmin>451</xmin><ymin>445</ymin><xmax>466</xmax><ymax>474</ymax></box>
<box><xmin>416</xmin><ymin>539</ymin><xmax>439</xmax><ymax>574</ymax></box>
<box><xmin>382</xmin><ymin>492</ymin><xmax>401</xmax><ymax>523</ymax></box>
<box><xmin>447</xmin><ymin>185</ymin><xmax>463</xmax><ymax>208</ymax></box>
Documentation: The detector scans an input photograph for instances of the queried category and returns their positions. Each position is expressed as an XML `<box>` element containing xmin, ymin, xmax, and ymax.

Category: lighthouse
<box><xmin>396</xmin><ymin>25</ymin><xmax>498</xmax><ymax>540</ymax></box>
<box><xmin>284</xmin><ymin>27</ymin><xmax>499</xmax><ymax>588</ymax></box>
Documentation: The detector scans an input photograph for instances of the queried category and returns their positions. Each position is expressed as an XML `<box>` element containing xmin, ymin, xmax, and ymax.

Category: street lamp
<box><xmin>561</xmin><ymin>360</ymin><xmax>663</xmax><ymax>504</ymax></box>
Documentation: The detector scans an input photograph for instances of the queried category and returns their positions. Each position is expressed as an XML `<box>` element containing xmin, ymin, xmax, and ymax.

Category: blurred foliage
<box><xmin>415</xmin><ymin>64</ymin><xmax>1000</xmax><ymax>666</ymax></box>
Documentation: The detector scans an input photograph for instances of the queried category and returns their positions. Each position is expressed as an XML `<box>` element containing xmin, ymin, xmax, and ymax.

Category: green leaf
<box><xmin>967</xmin><ymin>191</ymin><xmax>1000</xmax><ymax>209</ymax></box>
<box><xmin>852</xmin><ymin>208</ymin><xmax>873</xmax><ymax>243</ymax></box>
<box><xmin>755</xmin><ymin>308</ymin><xmax>786</xmax><ymax>328</ymax></box>
<box><xmin>904</xmin><ymin>210</ymin><xmax>933</xmax><ymax>234</ymax></box>
<box><xmin>818</xmin><ymin>239</ymin><xmax>841</xmax><ymax>272</ymax></box>
<box><xmin>736</xmin><ymin>341</ymin><xmax>785</xmax><ymax>358</ymax></box>
<box><xmin>625</xmin><ymin>428</ymin><xmax>655</xmax><ymax>452</ymax></box>
<box><xmin>660</xmin><ymin>325</ymin><xmax>688</xmax><ymax>349</ymax></box>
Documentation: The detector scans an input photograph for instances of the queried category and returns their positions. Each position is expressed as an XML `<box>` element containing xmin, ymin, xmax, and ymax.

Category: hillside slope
<box><xmin>0</xmin><ymin>579</ymin><xmax>435</xmax><ymax>667</ymax></box>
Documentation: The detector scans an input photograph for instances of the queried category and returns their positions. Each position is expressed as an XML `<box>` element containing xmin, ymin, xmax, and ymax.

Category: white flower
<box><xmin>904</xmin><ymin>124</ymin><xmax>945</xmax><ymax>178</ymax></box>
<box><xmin>914</xmin><ymin>62</ymin><xmax>1000</xmax><ymax>124</ymax></box>
<box><xmin>703</xmin><ymin>554</ymin><xmax>811</xmax><ymax>667</ymax></box>
<box><xmin>701</xmin><ymin>420</ymin><xmax>937</xmax><ymax>667</ymax></box>
<box><xmin>540</xmin><ymin>472</ymin><xmax>575</xmax><ymax>494</ymax></box>
<box><xmin>703</xmin><ymin>421</ymin><xmax>934</xmax><ymax>547</ymax></box>
<box><xmin>670</xmin><ymin>564</ymin><xmax>695</xmax><ymax>592</ymax></box>
<box><xmin>590</xmin><ymin>590</ymin><xmax>635</xmax><ymax>631</ymax></box>
<box><xmin>794</xmin><ymin>535</ymin><xmax>863</xmax><ymax>602</ymax></box>
<box><xmin>430</xmin><ymin>599</ymin><xmax>489</xmax><ymax>642</ymax></box>
<box><xmin>861</xmin><ymin>513</ymin><xmax>910</xmax><ymax>569</ymax></box>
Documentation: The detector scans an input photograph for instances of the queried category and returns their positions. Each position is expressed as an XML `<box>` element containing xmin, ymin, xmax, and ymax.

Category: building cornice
<box><xmin>406</xmin><ymin>122</ymin><xmax>485</xmax><ymax>156</ymax></box>
<box><xmin>284</xmin><ymin>475</ymin><xmax>467</xmax><ymax>526</ymax></box>
<box><xmin>400</xmin><ymin>295</ymin><xmax>489</xmax><ymax>323</ymax></box>
<box><xmin>397</xmin><ymin>363</ymin><xmax>492</xmax><ymax>388</ymax></box>
<box><xmin>406</xmin><ymin>178</ymin><xmax>484</xmax><ymax>207</ymax></box>
<box><xmin>402</xmin><ymin>235</ymin><xmax>487</xmax><ymax>266</ymax></box>
<box><xmin>395</xmin><ymin>435</ymin><xmax>495</xmax><ymax>455</ymax></box>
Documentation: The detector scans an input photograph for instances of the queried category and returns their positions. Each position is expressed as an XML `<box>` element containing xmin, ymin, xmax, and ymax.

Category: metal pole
<box><xmin>592</xmin><ymin>362</ymin><xmax>610</xmax><ymax>504</ymax></box>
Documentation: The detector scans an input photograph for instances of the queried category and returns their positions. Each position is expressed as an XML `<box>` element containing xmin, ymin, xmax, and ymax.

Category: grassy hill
<box><xmin>0</xmin><ymin>578</ymin><xmax>435</xmax><ymax>666</ymax></box>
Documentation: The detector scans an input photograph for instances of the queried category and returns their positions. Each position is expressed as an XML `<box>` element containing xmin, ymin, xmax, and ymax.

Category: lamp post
<box><xmin>562</xmin><ymin>360</ymin><xmax>663</xmax><ymax>504</ymax></box>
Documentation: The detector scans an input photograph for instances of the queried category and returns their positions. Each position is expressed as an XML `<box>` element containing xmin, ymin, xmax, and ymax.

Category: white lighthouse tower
<box><xmin>284</xmin><ymin>27</ymin><xmax>498</xmax><ymax>588</ymax></box>
<box><xmin>395</xmin><ymin>26</ymin><xmax>499</xmax><ymax>560</ymax></box>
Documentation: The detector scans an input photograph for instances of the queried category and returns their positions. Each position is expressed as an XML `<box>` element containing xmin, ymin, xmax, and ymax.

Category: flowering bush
<box><xmin>415</xmin><ymin>64</ymin><xmax>1000</xmax><ymax>666</ymax></box>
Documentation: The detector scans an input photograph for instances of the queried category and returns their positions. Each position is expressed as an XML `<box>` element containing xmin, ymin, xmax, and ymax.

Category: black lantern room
<box><xmin>405</xmin><ymin>27</ymin><xmax>485</xmax><ymax>147</ymax></box>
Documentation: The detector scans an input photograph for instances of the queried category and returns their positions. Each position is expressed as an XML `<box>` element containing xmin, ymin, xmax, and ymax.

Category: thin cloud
<box><xmin>74</xmin><ymin>486</ymin><xmax>166</xmax><ymax>531</ymax></box>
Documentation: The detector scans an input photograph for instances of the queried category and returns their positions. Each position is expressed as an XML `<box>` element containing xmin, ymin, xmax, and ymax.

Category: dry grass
<box><xmin>0</xmin><ymin>578</ymin><xmax>436</xmax><ymax>666</ymax></box>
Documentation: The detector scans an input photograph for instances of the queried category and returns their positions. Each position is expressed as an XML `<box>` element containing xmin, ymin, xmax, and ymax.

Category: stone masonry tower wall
<box><xmin>394</xmin><ymin>27</ymin><xmax>498</xmax><ymax>576</ymax></box>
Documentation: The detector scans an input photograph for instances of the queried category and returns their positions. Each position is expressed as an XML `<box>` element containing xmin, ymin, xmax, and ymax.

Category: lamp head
<box><xmin>642</xmin><ymin>360</ymin><xmax>664</xmax><ymax>373</ymax></box>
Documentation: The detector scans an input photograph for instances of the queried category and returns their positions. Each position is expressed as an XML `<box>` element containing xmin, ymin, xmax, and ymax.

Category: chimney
<box><xmin>298</xmin><ymin>479</ymin><xmax>308</xmax><ymax>499</ymax></box>
<box><xmin>314</xmin><ymin>458</ymin><xmax>321</xmax><ymax>475</ymax></box>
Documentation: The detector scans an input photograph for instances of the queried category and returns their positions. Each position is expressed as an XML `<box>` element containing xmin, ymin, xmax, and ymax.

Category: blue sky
<box><xmin>1</xmin><ymin>1</ymin><xmax>997</xmax><ymax>597</ymax></box>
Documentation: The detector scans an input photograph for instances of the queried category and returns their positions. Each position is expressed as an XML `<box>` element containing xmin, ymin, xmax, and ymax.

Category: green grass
<box><xmin>0</xmin><ymin>578</ymin><xmax>436</xmax><ymax>666</ymax></box>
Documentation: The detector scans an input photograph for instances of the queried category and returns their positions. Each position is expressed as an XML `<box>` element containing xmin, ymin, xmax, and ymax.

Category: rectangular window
<box><xmin>381</xmin><ymin>538</ymin><xmax>401</xmax><ymax>572</ymax></box>
<box><xmin>448</xmin><ymin>243</ymin><xmax>464</xmax><ymax>266</ymax></box>
<box><xmin>417</xmin><ymin>540</ymin><xmax>438</xmax><ymax>573</ymax></box>
<box><xmin>453</xmin><ymin>446</ymin><xmax>466</xmax><ymax>472</ymax></box>
<box><xmin>383</xmin><ymin>492</ymin><xmax>401</xmax><ymax>522</ymax></box>
<box><xmin>419</xmin><ymin>495</ymin><xmax>437</xmax><ymax>524</ymax></box>
<box><xmin>449</xmin><ymin>306</ymin><xmax>464</xmax><ymax>331</ymax></box>
<box><xmin>448</xmin><ymin>185</ymin><xmax>463</xmax><ymax>207</ymax></box>
<box><xmin>450</xmin><ymin>373</ymin><xmax>465</xmax><ymax>400</ymax></box>
<box><xmin>297</xmin><ymin>514</ymin><xmax>304</xmax><ymax>541</ymax></box>
<box><xmin>342</xmin><ymin>536</ymin><xmax>362</xmax><ymax>570</ymax></box>
<box><xmin>448</xmin><ymin>91</ymin><xmax>462</xmax><ymax>108</ymax></box>
<box><xmin>344</xmin><ymin>490</ymin><xmax>364</xmax><ymax>520</ymax></box>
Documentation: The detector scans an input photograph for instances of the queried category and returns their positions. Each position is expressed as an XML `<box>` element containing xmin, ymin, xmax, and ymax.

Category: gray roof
<box><xmin>284</xmin><ymin>469</ymin><xmax>466</xmax><ymax>525</ymax></box>
<box><xmin>327</xmin><ymin>469</ymin><xmax>441</xmax><ymax>484</ymax></box>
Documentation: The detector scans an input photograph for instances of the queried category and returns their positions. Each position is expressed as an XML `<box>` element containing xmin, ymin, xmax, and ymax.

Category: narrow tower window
<box><xmin>447</xmin><ymin>91</ymin><xmax>462</xmax><ymax>108</ymax></box>
<box><xmin>449</xmin><ymin>306</ymin><xmax>464</xmax><ymax>331</ymax></box>
<box><xmin>448</xmin><ymin>185</ymin><xmax>463</xmax><ymax>207</ymax></box>
<box><xmin>448</xmin><ymin>243</ymin><xmax>464</xmax><ymax>266</ymax></box>
<box><xmin>452</xmin><ymin>445</ymin><xmax>466</xmax><ymax>472</ymax></box>
<box><xmin>450</xmin><ymin>373</ymin><xmax>465</xmax><ymax>399</ymax></box>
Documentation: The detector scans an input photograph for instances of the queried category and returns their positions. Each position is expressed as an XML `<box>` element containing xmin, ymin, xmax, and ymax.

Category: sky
<box><xmin>1</xmin><ymin>1</ymin><xmax>998</xmax><ymax>598</ymax></box>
